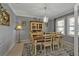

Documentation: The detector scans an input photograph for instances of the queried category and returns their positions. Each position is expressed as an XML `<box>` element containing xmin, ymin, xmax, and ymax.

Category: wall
<box><xmin>48</xmin><ymin>19</ymin><xmax>54</xmax><ymax>32</ymax></box>
<box><xmin>0</xmin><ymin>3</ymin><xmax>16</xmax><ymax>55</ymax></box>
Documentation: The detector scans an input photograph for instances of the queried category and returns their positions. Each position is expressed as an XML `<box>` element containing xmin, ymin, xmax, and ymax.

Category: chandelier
<box><xmin>43</xmin><ymin>4</ymin><xmax>48</xmax><ymax>23</ymax></box>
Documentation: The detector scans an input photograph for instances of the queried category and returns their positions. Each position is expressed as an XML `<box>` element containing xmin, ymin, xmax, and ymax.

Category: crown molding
<box><xmin>8</xmin><ymin>4</ymin><xmax>17</xmax><ymax>15</ymax></box>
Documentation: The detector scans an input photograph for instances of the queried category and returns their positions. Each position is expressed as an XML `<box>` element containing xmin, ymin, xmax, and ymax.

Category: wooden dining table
<box><xmin>31</xmin><ymin>32</ymin><xmax>63</xmax><ymax>55</ymax></box>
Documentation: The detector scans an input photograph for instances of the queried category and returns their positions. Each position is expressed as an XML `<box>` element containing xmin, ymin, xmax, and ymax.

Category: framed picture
<box><xmin>0</xmin><ymin>11</ymin><xmax>10</xmax><ymax>26</ymax></box>
<box><xmin>0</xmin><ymin>4</ymin><xmax>10</xmax><ymax>26</ymax></box>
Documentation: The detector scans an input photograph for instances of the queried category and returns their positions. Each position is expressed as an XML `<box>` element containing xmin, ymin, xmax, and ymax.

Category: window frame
<box><xmin>67</xmin><ymin>15</ymin><xmax>75</xmax><ymax>36</ymax></box>
<box><xmin>56</xmin><ymin>17</ymin><xmax>65</xmax><ymax>34</ymax></box>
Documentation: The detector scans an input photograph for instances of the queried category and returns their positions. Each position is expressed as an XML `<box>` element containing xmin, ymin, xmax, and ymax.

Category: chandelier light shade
<box><xmin>16</xmin><ymin>25</ymin><xmax>22</xmax><ymax>30</ymax></box>
<box><xmin>15</xmin><ymin>24</ymin><xmax>23</xmax><ymax>30</ymax></box>
<box><xmin>43</xmin><ymin>16</ymin><xmax>48</xmax><ymax>23</ymax></box>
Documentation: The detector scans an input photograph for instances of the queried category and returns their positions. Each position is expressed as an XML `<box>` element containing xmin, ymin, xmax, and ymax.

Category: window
<box><xmin>56</xmin><ymin>18</ymin><xmax>65</xmax><ymax>34</ymax></box>
<box><xmin>75</xmin><ymin>16</ymin><xmax>79</xmax><ymax>35</ymax></box>
<box><xmin>67</xmin><ymin>16</ymin><xmax>79</xmax><ymax>35</ymax></box>
<box><xmin>69</xmin><ymin>17</ymin><xmax>75</xmax><ymax>26</ymax></box>
<box><xmin>68</xmin><ymin>16</ymin><xmax>75</xmax><ymax>35</ymax></box>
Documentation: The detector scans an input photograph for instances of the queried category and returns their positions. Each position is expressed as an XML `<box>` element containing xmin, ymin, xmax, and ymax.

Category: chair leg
<box><xmin>58</xmin><ymin>44</ymin><xmax>59</xmax><ymax>49</ymax></box>
<box><xmin>53</xmin><ymin>44</ymin><xmax>54</xmax><ymax>50</ymax></box>
<box><xmin>40</xmin><ymin>44</ymin><xmax>42</xmax><ymax>54</ymax></box>
<box><xmin>61</xmin><ymin>40</ymin><xmax>63</xmax><ymax>48</ymax></box>
<box><xmin>44</xmin><ymin>46</ymin><xmax>46</xmax><ymax>55</ymax></box>
<box><xmin>50</xmin><ymin>45</ymin><xmax>52</xmax><ymax>54</ymax></box>
<box><xmin>35</xmin><ymin>44</ymin><xmax>37</xmax><ymax>55</ymax></box>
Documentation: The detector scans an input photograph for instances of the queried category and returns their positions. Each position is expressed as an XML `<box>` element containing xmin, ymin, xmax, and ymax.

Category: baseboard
<box><xmin>20</xmin><ymin>39</ymin><xmax>30</xmax><ymax>43</ymax></box>
<box><xmin>4</xmin><ymin>42</ymin><xmax>16</xmax><ymax>56</ymax></box>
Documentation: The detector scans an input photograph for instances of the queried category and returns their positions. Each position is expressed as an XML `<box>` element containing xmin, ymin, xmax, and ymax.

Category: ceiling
<box><xmin>8</xmin><ymin>3</ymin><xmax>75</xmax><ymax>20</ymax></box>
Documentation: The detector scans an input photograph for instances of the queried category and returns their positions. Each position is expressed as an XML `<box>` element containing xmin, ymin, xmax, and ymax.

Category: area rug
<box><xmin>22</xmin><ymin>43</ymin><xmax>74</xmax><ymax>56</ymax></box>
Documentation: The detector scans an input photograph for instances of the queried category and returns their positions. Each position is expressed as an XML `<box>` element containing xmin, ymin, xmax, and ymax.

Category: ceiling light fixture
<box><xmin>43</xmin><ymin>4</ymin><xmax>48</xmax><ymax>23</ymax></box>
